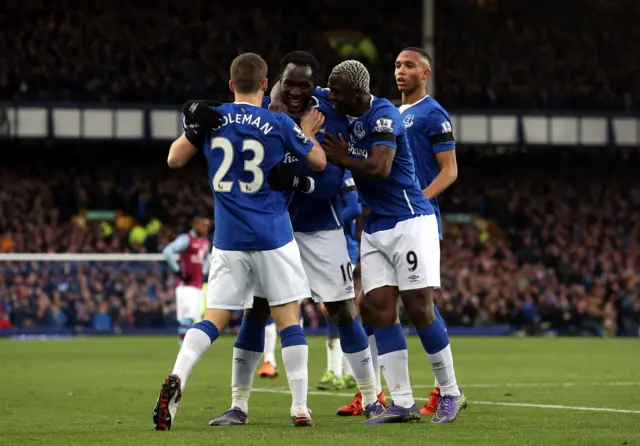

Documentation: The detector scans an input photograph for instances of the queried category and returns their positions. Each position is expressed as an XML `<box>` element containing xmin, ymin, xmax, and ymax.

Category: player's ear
<box><xmin>229</xmin><ymin>79</ymin><xmax>234</xmax><ymax>93</ymax></box>
<box><xmin>423</xmin><ymin>67</ymin><xmax>432</xmax><ymax>82</ymax></box>
<box><xmin>262</xmin><ymin>78</ymin><xmax>268</xmax><ymax>92</ymax></box>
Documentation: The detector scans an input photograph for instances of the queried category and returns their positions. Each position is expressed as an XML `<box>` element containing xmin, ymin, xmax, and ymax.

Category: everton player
<box><xmin>163</xmin><ymin>215</ymin><xmax>211</xmax><ymax>346</ymax></box>
<box><xmin>396</xmin><ymin>47</ymin><xmax>466</xmax><ymax>416</ymax></box>
<box><xmin>321</xmin><ymin>60</ymin><xmax>464</xmax><ymax>424</ymax></box>
<box><xmin>152</xmin><ymin>52</ymin><xmax>327</xmax><ymax>430</ymax></box>
<box><xmin>209</xmin><ymin>51</ymin><xmax>381</xmax><ymax>427</ymax></box>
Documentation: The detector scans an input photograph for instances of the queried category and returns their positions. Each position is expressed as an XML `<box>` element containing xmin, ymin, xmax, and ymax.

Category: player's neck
<box><xmin>234</xmin><ymin>92</ymin><xmax>264</xmax><ymax>107</ymax></box>
<box><xmin>353</xmin><ymin>93</ymin><xmax>373</xmax><ymax>116</ymax></box>
<box><xmin>402</xmin><ymin>88</ymin><xmax>427</xmax><ymax>106</ymax></box>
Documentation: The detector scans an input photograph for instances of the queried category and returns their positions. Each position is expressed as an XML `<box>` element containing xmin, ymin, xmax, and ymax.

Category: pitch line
<box><xmin>251</xmin><ymin>387</ymin><xmax>640</xmax><ymax>415</ymax></box>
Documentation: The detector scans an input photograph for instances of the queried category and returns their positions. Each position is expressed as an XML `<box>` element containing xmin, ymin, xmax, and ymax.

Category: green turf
<box><xmin>1</xmin><ymin>336</ymin><xmax>639</xmax><ymax>445</ymax></box>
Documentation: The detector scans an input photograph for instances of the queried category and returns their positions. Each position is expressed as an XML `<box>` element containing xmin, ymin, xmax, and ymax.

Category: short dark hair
<box><xmin>279</xmin><ymin>51</ymin><xmax>320</xmax><ymax>80</ymax></box>
<box><xmin>402</xmin><ymin>47</ymin><xmax>433</xmax><ymax>66</ymax></box>
<box><xmin>230</xmin><ymin>53</ymin><xmax>268</xmax><ymax>94</ymax></box>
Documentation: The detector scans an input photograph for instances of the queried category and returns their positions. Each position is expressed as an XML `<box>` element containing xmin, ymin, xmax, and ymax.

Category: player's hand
<box><xmin>267</xmin><ymin>164</ymin><xmax>312</xmax><ymax>193</ymax></box>
<box><xmin>182</xmin><ymin>100</ymin><xmax>223</xmax><ymax>131</ymax></box>
<box><xmin>269</xmin><ymin>101</ymin><xmax>288</xmax><ymax>113</ymax></box>
<box><xmin>323</xmin><ymin>133</ymin><xmax>349</xmax><ymax>165</ymax></box>
<box><xmin>175</xmin><ymin>271</ymin><xmax>192</xmax><ymax>283</ymax></box>
<box><xmin>300</xmin><ymin>108</ymin><xmax>325</xmax><ymax>136</ymax></box>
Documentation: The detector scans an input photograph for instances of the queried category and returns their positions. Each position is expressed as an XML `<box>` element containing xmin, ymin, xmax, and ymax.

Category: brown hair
<box><xmin>230</xmin><ymin>53</ymin><xmax>268</xmax><ymax>94</ymax></box>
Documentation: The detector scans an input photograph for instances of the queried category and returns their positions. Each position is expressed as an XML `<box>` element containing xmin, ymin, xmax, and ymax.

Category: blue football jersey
<box><xmin>200</xmin><ymin>102</ymin><xmax>314</xmax><ymax>250</ymax></box>
<box><xmin>399</xmin><ymin>96</ymin><xmax>455</xmax><ymax>240</ymax></box>
<box><xmin>262</xmin><ymin>93</ymin><xmax>349</xmax><ymax>233</ymax></box>
<box><xmin>330</xmin><ymin>94</ymin><xmax>434</xmax><ymax>233</ymax></box>
<box><xmin>340</xmin><ymin>170</ymin><xmax>361</xmax><ymax>264</ymax></box>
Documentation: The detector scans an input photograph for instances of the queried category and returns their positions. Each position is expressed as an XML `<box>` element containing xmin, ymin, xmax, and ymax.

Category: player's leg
<box><xmin>258</xmin><ymin>315</ymin><xmax>278</xmax><ymax>378</ymax></box>
<box><xmin>357</xmin><ymin>230</ymin><xmax>421</xmax><ymax>424</ymax></box>
<box><xmin>153</xmin><ymin>247</ymin><xmax>252</xmax><ymax>431</ymax></box>
<box><xmin>318</xmin><ymin>303</ymin><xmax>344</xmax><ymax>390</ymax></box>
<box><xmin>295</xmin><ymin>228</ymin><xmax>380</xmax><ymax>418</ymax></box>
<box><xmin>255</xmin><ymin>240</ymin><xmax>313</xmax><ymax>426</ymax></box>
<box><xmin>210</xmin><ymin>298</ymin><xmax>272</xmax><ymax>426</ymax></box>
<box><xmin>421</xmin><ymin>302</ymin><xmax>447</xmax><ymax>415</ymax></box>
<box><xmin>396</xmin><ymin>215</ymin><xmax>465</xmax><ymax>423</ymax></box>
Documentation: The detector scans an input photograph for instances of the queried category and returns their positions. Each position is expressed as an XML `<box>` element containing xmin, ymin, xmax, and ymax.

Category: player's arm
<box><xmin>162</xmin><ymin>234</ymin><xmax>190</xmax><ymax>277</ymax></box>
<box><xmin>282</xmin><ymin>111</ymin><xmax>327</xmax><ymax>172</ymax></box>
<box><xmin>324</xmin><ymin>133</ymin><xmax>395</xmax><ymax>179</ymax></box>
<box><xmin>168</xmin><ymin>100</ymin><xmax>223</xmax><ymax>168</ymax></box>
<box><xmin>340</xmin><ymin>174</ymin><xmax>362</xmax><ymax>222</ymax></box>
<box><xmin>422</xmin><ymin>113</ymin><xmax>457</xmax><ymax>199</ymax></box>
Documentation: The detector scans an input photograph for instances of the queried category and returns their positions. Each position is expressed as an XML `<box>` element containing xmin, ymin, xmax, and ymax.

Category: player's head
<box><xmin>229</xmin><ymin>53</ymin><xmax>268</xmax><ymax>95</ymax></box>
<box><xmin>395</xmin><ymin>47</ymin><xmax>432</xmax><ymax>95</ymax></box>
<box><xmin>328</xmin><ymin>60</ymin><xmax>371</xmax><ymax>116</ymax></box>
<box><xmin>192</xmin><ymin>214</ymin><xmax>211</xmax><ymax>237</ymax></box>
<box><xmin>279</xmin><ymin>51</ymin><xmax>320</xmax><ymax>114</ymax></box>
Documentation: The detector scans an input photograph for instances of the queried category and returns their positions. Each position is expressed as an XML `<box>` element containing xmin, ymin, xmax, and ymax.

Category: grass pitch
<box><xmin>1</xmin><ymin>336</ymin><xmax>639</xmax><ymax>445</ymax></box>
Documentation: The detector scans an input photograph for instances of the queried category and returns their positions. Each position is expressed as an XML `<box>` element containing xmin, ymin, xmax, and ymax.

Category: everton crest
<box><xmin>353</xmin><ymin>121</ymin><xmax>365</xmax><ymax>139</ymax></box>
<box><xmin>403</xmin><ymin>114</ymin><xmax>415</xmax><ymax>128</ymax></box>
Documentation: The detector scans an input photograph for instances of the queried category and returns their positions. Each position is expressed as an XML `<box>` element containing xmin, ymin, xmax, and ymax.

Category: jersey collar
<box><xmin>398</xmin><ymin>95</ymin><xmax>430</xmax><ymax>113</ymax></box>
<box><xmin>346</xmin><ymin>95</ymin><xmax>375</xmax><ymax>123</ymax></box>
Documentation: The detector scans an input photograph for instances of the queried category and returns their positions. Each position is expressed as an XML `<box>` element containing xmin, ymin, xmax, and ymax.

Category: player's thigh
<box><xmin>206</xmin><ymin>247</ymin><xmax>255</xmax><ymax>310</ymax></box>
<box><xmin>360</xmin><ymin>230</ymin><xmax>397</xmax><ymax>295</ymax></box>
<box><xmin>393</xmin><ymin>215</ymin><xmax>441</xmax><ymax>291</ymax></box>
<box><xmin>295</xmin><ymin>229</ymin><xmax>355</xmax><ymax>303</ymax></box>
<box><xmin>252</xmin><ymin>240</ymin><xmax>310</xmax><ymax>307</ymax></box>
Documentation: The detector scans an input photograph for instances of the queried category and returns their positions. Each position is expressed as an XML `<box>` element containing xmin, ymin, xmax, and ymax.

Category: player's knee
<box><xmin>402</xmin><ymin>288</ymin><xmax>436</xmax><ymax>329</ymax></box>
<box><xmin>324</xmin><ymin>299</ymin><xmax>357</xmax><ymax>326</ymax></box>
<box><xmin>244</xmin><ymin>297</ymin><xmax>272</xmax><ymax>324</ymax></box>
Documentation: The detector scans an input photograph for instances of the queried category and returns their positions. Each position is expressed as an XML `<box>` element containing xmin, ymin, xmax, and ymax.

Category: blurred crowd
<box><xmin>1</xmin><ymin>146</ymin><xmax>638</xmax><ymax>336</ymax></box>
<box><xmin>1</xmin><ymin>0</ymin><xmax>638</xmax><ymax>110</ymax></box>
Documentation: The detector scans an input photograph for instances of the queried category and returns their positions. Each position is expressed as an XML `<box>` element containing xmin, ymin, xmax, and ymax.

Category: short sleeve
<box><xmin>425</xmin><ymin>110</ymin><xmax>455</xmax><ymax>154</ymax></box>
<box><xmin>279</xmin><ymin>114</ymin><xmax>314</xmax><ymax>159</ymax></box>
<box><xmin>368</xmin><ymin>102</ymin><xmax>402</xmax><ymax>150</ymax></box>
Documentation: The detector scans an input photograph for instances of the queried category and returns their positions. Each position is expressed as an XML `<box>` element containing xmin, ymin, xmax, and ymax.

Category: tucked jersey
<box><xmin>399</xmin><ymin>96</ymin><xmax>455</xmax><ymax>239</ymax></box>
<box><xmin>262</xmin><ymin>93</ymin><xmax>349</xmax><ymax>233</ymax></box>
<box><xmin>315</xmin><ymin>90</ymin><xmax>434</xmax><ymax>233</ymax></box>
<box><xmin>198</xmin><ymin>102</ymin><xmax>314</xmax><ymax>250</ymax></box>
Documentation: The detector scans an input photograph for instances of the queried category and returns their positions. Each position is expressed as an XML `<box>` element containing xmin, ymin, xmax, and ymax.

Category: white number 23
<box><xmin>211</xmin><ymin>137</ymin><xmax>265</xmax><ymax>194</ymax></box>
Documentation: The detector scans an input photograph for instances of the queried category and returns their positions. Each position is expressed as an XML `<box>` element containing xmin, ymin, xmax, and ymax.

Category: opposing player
<box><xmin>317</xmin><ymin>170</ymin><xmax>361</xmax><ymax>391</ymax></box>
<box><xmin>208</xmin><ymin>51</ymin><xmax>382</xmax><ymax>427</ymax></box>
<box><xmin>321</xmin><ymin>60</ymin><xmax>464</xmax><ymax>423</ymax></box>
<box><xmin>152</xmin><ymin>52</ymin><xmax>327</xmax><ymax>430</ymax></box>
<box><xmin>163</xmin><ymin>215</ymin><xmax>211</xmax><ymax>346</ymax></box>
<box><xmin>396</xmin><ymin>47</ymin><xmax>464</xmax><ymax>416</ymax></box>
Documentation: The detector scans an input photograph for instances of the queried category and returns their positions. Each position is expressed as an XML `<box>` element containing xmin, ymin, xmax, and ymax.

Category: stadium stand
<box><xmin>1</xmin><ymin>0</ymin><xmax>637</xmax><ymax>109</ymax></box>
<box><xmin>1</xmin><ymin>145</ymin><xmax>638</xmax><ymax>336</ymax></box>
<box><xmin>0</xmin><ymin>1</ymin><xmax>637</xmax><ymax>337</ymax></box>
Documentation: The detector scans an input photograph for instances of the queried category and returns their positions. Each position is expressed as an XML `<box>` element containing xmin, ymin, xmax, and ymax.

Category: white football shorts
<box><xmin>206</xmin><ymin>239</ymin><xmax>311</xmax><ymax>310</ymax></box>
<box><xmin>294</xmin><ymin>228</ymin><xmax>356</xmax><ymax>303</ymax></box>
<box><xmin>360</xmin><ymin>214</ymin><xmax>441</xmax><ymax>295</ymax></box>
<box><xmin>175</xmin><ymin>285</ymin><xmax>204</xmax><ymax>322</ymax></box>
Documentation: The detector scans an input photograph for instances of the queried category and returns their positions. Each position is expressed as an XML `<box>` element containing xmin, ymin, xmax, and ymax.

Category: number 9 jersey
<box><xmin>200</xmin><ymin>102</ymin><xmax>314</xmax><ymax>251</ymax></box>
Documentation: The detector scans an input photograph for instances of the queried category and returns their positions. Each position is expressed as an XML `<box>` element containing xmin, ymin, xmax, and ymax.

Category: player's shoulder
<box><xmin>366</xmin><ymin>96</ymin><xmax>402</xmax><ymax>134</ymax></box>
<box><xmin>262</xmin><ymin>95</ymin><xmax>272</xmax><ymax>109</ymax></box>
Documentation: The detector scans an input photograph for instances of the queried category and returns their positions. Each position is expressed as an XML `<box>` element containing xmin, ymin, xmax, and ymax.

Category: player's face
<box><xmin>395</xmin><ymin>50</ymin><xmax>430</xmax><ymax>95</ymax></box>
<box><xmin>327</xmin><ymin>73</ymin><xmax>357</xmax><ymax>115</ymax></box>
<box><xmin>281</xmin><ymin>64</ymin><xmax>315</xmax><ymax>115</ymax></box>
<box><xmin>194</xmin><ymin>218</ymin><xmax>210</xmax><ymax>237</ymax></box>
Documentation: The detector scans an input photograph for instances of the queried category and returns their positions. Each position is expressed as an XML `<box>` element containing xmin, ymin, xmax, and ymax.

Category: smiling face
<box><xmin>395</xmin><ymin>50</ymin><xmax>431</xmax><ymax>95</ymax></box>
<box><xmin>327</xmin><ymin>73</ymin><xmax>359</xmax><ymax>116</ymax></box>
<box><xmin>281</xmin><ymin>63</ymin><xmax>315</xmax><ymax>115</ymax></box>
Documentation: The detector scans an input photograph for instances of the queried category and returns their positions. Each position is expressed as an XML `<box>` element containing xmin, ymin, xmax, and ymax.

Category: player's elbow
<box><xmin>167</xmin><ymin>154</ymin><xmax>183</xmax><ymax>169</ymax></box>
<box><xmin>444</xmin><ymin>164</ymin><xmax>458</xmax><ymax>183</ymax></box>
<box><xmin>371</xmin><ymin>163</ymin><xmax>391</xmax><ymax>179</ymax></box>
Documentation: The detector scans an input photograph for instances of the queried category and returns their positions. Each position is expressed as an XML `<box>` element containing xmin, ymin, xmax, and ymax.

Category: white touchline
<box><xmin>412</xmin><ymin>381</ymin><xmax>640</xmax><ymax>389</ymax></box>
<box><xmin>251</xmin><ymin>388</ymin><xmax>640</xmax><ymax>415</ymax></box>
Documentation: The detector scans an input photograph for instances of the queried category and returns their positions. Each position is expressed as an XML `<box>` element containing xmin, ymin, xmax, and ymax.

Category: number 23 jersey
<box><xmin>200</xmin><ymin>102</ymin><xmax>314</xmax><ymax>251</ymax></box>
